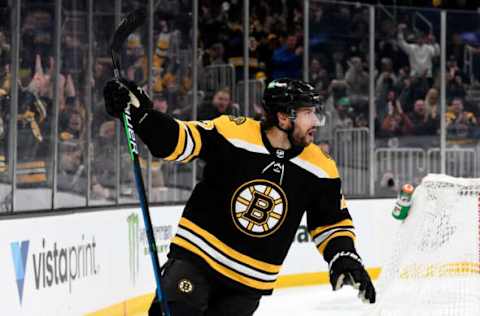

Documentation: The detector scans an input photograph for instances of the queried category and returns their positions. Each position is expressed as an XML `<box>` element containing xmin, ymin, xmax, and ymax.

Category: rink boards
<box><xmin>0</xmin><ymin>199</ymin><xmax>397</xmax><ymax>315</ymax></box>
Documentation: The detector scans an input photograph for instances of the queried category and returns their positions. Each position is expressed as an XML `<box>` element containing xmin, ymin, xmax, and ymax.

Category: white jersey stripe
<box><xmin>313</xmin><ymin>227</ymin><xmax>355</xmax><ymax>246</ymax></box>
<box><xmin>290</xmin><ymin>157</ymin><xmax>329</xmax><ymax>178</ymax></box>
<box><xmin>177</xmin><ymin>227</ymin><xmax>278</xmax><ymax>281</ymax></box>
<box><xmin>177</xmin><ymin>123</ymin><xmax>194</xmax><ymax>161</ymax></box>
<box><xmin>228</xmin><ymin>139</ymin><xmax>269</xmax><ymax>155</ymax></box>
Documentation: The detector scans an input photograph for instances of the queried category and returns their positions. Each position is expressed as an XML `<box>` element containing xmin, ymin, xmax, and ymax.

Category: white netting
<box><xmin>368</xmin><ymin>174</ymin><xmax>480</xmax><ymax>316</ymax></box>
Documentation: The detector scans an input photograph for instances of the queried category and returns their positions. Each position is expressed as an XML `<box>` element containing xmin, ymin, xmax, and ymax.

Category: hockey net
<box><xmin>369</xmin><ymin>174</ymin><xmax>480</xmax><ymax>316</ymax></box>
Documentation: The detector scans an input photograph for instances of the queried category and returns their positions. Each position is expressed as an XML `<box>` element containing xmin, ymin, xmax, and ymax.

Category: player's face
<box><xmin>291</xmin><ymin>107</ymin><xmax>323</xmax><ymax>147</ymax></box>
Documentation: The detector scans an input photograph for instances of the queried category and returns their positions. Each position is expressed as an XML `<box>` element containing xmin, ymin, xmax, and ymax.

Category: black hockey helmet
<box><xmin>262</xmin><ymin>78</ymin><xmax>324</xmax><ymax>117</ymax></box>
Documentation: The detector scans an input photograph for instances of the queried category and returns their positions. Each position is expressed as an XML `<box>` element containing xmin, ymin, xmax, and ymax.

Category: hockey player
<box><xmin>103</xmin><ymin>78</ymin><xmax>375</xmax><ymax>315</ymax></box>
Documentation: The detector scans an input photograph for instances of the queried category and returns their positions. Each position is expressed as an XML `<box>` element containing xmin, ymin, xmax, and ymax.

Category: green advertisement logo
<box><xmin>127</xmin><ymin>213</ymin><xmax>140</xmax><ymax>285</ymax></box>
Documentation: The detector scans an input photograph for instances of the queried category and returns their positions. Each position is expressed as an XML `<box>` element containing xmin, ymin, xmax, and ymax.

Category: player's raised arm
<box><xmin>103</xmin><ymin>78</ymin><xmax>205</xmax><ymax>163</ymax></box>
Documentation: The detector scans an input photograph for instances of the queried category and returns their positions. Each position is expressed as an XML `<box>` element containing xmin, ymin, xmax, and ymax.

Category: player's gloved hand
<box><xmin>103</xmin><ymin>78</ymin><xmax>152</xmax><ymax>124</ymax></box>
<box><xmin>328</xmin><ymin>251</ymin><xmax>376</xmax><ymax>304</ymax></box>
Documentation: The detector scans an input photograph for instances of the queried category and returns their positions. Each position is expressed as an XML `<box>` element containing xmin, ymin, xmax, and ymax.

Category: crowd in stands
<box><xmin>0</xmin><ymin>0</ymin><xmax>479</xmax><ymax>202</ymax></box>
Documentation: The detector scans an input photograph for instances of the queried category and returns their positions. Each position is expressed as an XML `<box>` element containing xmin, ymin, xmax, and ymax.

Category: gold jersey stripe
<box><xmin>296</xmin><ymin>145</ymin><xmax>339</xmax><ymax>178</ymax></box>
<box><xmin>182</xmin><ymin>122</ymin><xmax>203</xmax><ymax>162</ymax></box>
<box><xmin>309</xmin><ymin>219</ymin><xmax>354</xmax><ymax>238</ymax></box>
<box><xmin>172</xmin><ymin>236</ymin><xmax>276</xmax><ymax>290</ymax></box>
<box><xmin>213</xmin><ymin>116</ymin><xmax>263</xmax><ymax>147</ymax></box>
<box><xmin>317</xmin><ymin>231</ymin><xmax>356</xmax><ymax>254</ymax></box>
<box><xmin>164</xmin><ymin>120</ymin><xmax>186</xmax><ymax>161</ymax></box>
<box><xmin>179</xmin><ymin>217</ymin><xmax>281</xmax><ymax>273</ymax></box>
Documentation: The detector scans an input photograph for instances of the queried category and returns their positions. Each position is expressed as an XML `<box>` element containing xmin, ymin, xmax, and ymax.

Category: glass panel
<box><xmin>196</xmin><ymin>0</ymin><xmax>238</xmax><ymax>120</ymax></box>
<box><xmin>443</xmin><ymin>10</ymin><xmax>480</xmax><ymax>178</ymax></box>
<box><xmin>309</xmin><ymin>0</ymin><xmax>371</xmax><ymax>197</ymax></box>
<box><xmin>119</xmin><ymin>0</ymin><xmax>149</xmax><ymax>204</ymax></box>
<box><xmin>149</xmin><ymin>0</ymin><xmax>194</xmax><ymax>203</ymax></box>
<box><xmin>0</xmin><ymin>5</ymin><xmax>11</xmax><ymax>212</ymax></box>
<box><xmin>89</xmin><ymin>1</ymin><xmax>116</xmax><ymax>206</ymax></box>
<box><xmin>374</xmin><ymin>6</ymin><xmax>441</xmax><ymax>197</ymax></box>
<box><xmin>16</xmin><ymin>0</ymin><xmax>56</xmax><ymax>211</ymax></box>
<box><xmin>237</xmin><ymin>0</ymin><xmax>303</xmax><ymax>118</ymax></box>
<box><xmin>55</xmin><ymin>0</ymin><xmax>88</xmax><ymax>208</ymax></box>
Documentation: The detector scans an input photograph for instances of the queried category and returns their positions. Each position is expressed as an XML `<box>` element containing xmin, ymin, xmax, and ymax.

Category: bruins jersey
<box><xmin>136</xmin><ymin>113</ymin><xmax>356</xmax><ymax>295</ymax></box>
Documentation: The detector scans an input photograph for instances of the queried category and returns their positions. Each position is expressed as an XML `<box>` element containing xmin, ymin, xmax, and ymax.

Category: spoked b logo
<box><xmin>231</xmin><ymin>179</ymin><xmax>288</xmax><ymax>237</ymax></box>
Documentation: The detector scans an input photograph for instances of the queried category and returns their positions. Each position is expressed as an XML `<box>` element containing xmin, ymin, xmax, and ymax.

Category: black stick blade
<box><xmin>111</xmin><ymin>8</ymin><xmax>146</xmax><ymax>53</ymax></box>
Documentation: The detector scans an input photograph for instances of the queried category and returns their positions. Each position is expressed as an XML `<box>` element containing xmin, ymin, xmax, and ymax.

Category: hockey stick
<box><xmin>110</xmin><ymin>8</ymin><xmax>171</xmax><ymax>316</ymax></box>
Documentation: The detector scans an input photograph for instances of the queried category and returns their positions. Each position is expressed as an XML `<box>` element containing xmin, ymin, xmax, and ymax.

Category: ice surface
<box><xmin>255</xmin><ymin>284</ymin><xmax>369</xmax><ymax>316</ymax></box>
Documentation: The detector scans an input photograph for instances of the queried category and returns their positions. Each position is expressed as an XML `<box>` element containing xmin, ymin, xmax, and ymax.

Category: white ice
<box><xmin>255</xmin><ymin>284</ymin><xmax>369</xmax><ymax>316</ymax></box>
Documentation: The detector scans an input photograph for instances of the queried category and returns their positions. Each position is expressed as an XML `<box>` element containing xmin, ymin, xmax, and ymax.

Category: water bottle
<box><xmin>392</xmin><ymin>184</ymin><xmax>414</xmax><ymax>220</ymax></box>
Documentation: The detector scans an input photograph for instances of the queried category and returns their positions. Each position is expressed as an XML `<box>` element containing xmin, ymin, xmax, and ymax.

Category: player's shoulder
<box><xmin>211</xmin><ymin>115</ymin><xmax>263</xmax><ymax>147</ymax></box>
<box><xmin>292</xmin><ymin>143</ymin><xmax>339</xmax><ymax>179</ymax></box>
<box><xmin>213</xmin><ymin>115</ymin><xmax>258</xmax><ymax>129</ymax></box>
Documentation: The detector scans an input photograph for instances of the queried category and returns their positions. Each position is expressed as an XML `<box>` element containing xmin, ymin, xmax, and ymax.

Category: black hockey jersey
<box><xmin>136</xmin><ymin>113</ymin><xmax>356</xmax><ymax>295</ymax></box>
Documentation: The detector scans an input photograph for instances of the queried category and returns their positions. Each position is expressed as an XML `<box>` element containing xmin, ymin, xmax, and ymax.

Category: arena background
<box><xmin>0</xmin><ymin>0</ymin><xmax>479</xmax><ymax>315</ymax></box>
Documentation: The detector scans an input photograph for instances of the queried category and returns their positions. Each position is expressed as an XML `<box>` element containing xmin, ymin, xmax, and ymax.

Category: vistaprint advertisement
<box><xmin>0</xmin><ymin>206</ymin><xmax>184</xmax><ymax>316</ymax></box>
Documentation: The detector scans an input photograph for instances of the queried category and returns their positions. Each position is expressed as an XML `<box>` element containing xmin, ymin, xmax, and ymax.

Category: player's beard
<box><xmin>291</xmin><ymin>127</ymin><xmax>316</xmax><ymax>147</ymax></box>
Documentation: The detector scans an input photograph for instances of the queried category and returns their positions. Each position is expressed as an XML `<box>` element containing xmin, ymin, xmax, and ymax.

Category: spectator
<box><xmin>228</xmin><ymin>35</ymin><xmax>267</xmax><ymax>80</ymax></box>
<box><xmin>0</xmin><ymin>31</ymin><xmax>11</xmax><ymax>69</ymax></box>
<box><xmin>206</xmin><ymin>42</ymin><xmax>226</xmax><ymax>65</ymax></box>
<box><xmin>91</xmin><ymin>59</ymin><xmax>112</xmax><ymax>134</ymax></box>
<box><xmin>398</xmin><ymin>75</ymin><xmax>429</xmax><ymax>113</ymax></box>
<box><xmin>270</xmin><ymin>33</ymin><xmax>303</xmax><ymax>79</ymax></box>
<box><xmin>62</xmin><ymin>34</ymin><xmax>83</xmax><ymax>79</ymax></box>
<box><xmin>445</xmin><ymin>98</ymin><xmax>479</xmax><ymax>141</ymax></box>
<box><xmin>377</xmin><ymin>20</ymin><xmax>403</xmax><ymax>72</ymax></box>
<box><xmin>345</xmin><ymin>56</ymin><xmax>369</xmax><ymax>96</ymax></box>
<box><xmin>447</xmin><ymin>33</ymin><xmax>465</xmax><ymax>70</ymax></box>
<box><xmin>17</xmin><ymin>91</ymin><xmax>47</xmax><ymax>162</ymax></box>
<box><xmin>0</xmin><ymin>64</ymin><xmax>10</xmax><ymax>98</ymax></box>
<box><xmin>354</xmin><ymin>113</ymin><xmax>368</xmax><ymax>128</ymax></box>
<box><xmin>397</xmin><ymin>24</ymin><xmax>439</xmax><ymax>83</ymax></box>
<box><xmin>332</xmin><ymin>96</ymin><xmax>354</xmax><ymax>129</ymax></box>
<box><xmin>58</xmin><ymin>140</ymin><xmax>85</xmax><ymax>195</ymax></box>
<box><xmin>309</xmin><ymin>57</ymin><xmax>330</xmax><ymax>98</ymax></box>
<box><xmin>445</xmin><ymin>56</ymin><xmax>466</xmax><ymax>101</ymax></box>
<box><xmin>125</xmin><ymin>33</ymin><xmax>145</xmax><ymax>68</ymax></box>
<box><xmin>59</xmin><ymin>107</ymin><xmax>84</xmax><ymax>142</ymax></box>
<box><xmin>153</xmin><ymin>93</ymin><xmax>169</xmax><ymax>114</ymax></box>
<box><xmin>331</xmin><ymin>48</ymin><xmax>347</xmax><ymax>80</ymax></box>
<box><xmin>92</xmin><ymin>121</ymin><xmax>117</xmax><ymax>200</ymax></box>
<box><xmin>406</xmin><ymin>99</ymin><xmax>439</xmax><ymax>135</ymax></box>
<box><xmin>376</xmin><ymin>57</ymin><xmax>398</xmax><ymax>98</ymax></box>
<box><xmin>424</xmin><ymin>88</ymin><xmax>440</xmax><ymax>121</ymax></box>
<box><xmin>380</xmin><ymin>96</ymin><xmax>413</xmax><ymax>137</ymax></box>
<box><xmin>197</xmin><ymin>87</ymin><xmax>239</xmax><ymax>120</ymax></box>
<box><xmin>20</xmin><ymin>8</ymin><xmax>54</xmax><ymax>71</ymax></box>
<box><xmin>378</xmin><ymin>89</ymin><xmax>399</xmax><ymax>122</ymax></box>
<box><xmin>256</xmin><ymin>33</ymin><xmax>279</xmax><ymax>79</ymax></box>
<box><xmin>154</xmin><ymin>18</ymin><xmax>179</xmax><ymax>67</ymax></box>
<box><xmin>124</xmin><ymin>33</ymin><xmax>146</xmax><ymax>83</ymax></box>
<box><xmin>151</xmin><ymin>60</ymin><xmax>177</xmax><ymax>95</ymax></box>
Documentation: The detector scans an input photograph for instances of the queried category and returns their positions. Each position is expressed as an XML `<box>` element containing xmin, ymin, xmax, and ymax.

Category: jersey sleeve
<box><xmin>306</xmin><ymin>163</ymin><xmax>357</xmax><ymax>262</ymax></box>
<box><xmin>134</xmin><ymin>109</ymin><xmax>217</xmax><ymax>163</ymax></box>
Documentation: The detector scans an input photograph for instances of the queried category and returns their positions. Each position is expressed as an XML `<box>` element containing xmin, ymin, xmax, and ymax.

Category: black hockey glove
<box><xmin>328</xmin><ymin>251</ymin><xmax>376</xmax><ymax>304</ymax></box>
<box><xmin>103</xmin><ymin>78</ymin><xmax>152</xmax><ymax>125</ymax></box>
